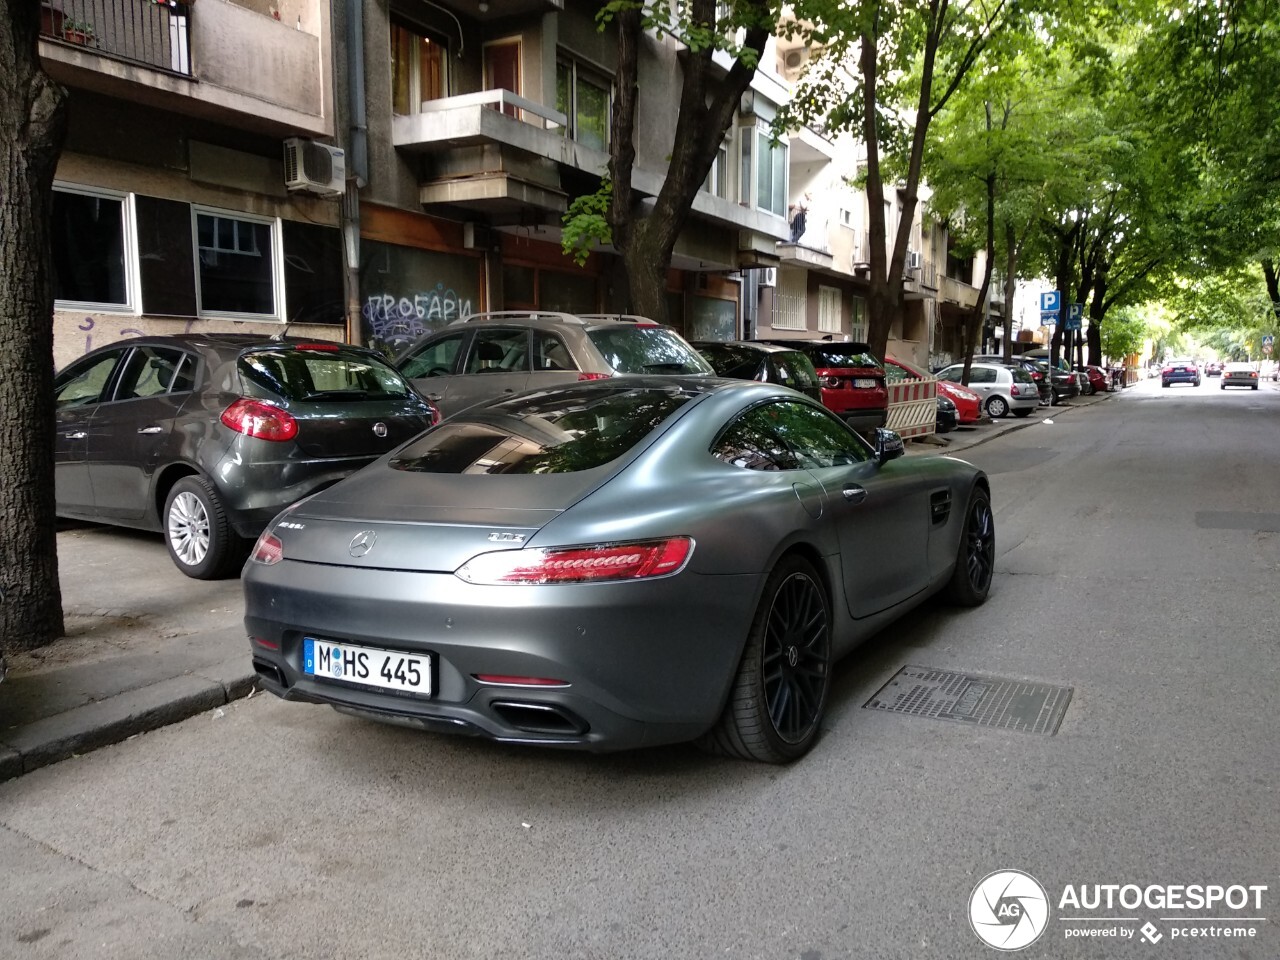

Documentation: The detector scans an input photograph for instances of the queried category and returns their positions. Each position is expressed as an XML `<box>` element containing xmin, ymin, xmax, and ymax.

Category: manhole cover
<box><xmin>864</xmin><ymin>666</ymin><xmax>1072</xmax><ymax>735</ymax></box>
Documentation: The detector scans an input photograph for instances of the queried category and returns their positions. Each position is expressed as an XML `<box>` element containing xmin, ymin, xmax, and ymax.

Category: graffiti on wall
<box><xmin>363</xmin><ymin>284</ymin><xmax>474</xmax><ymax>352</ymax></box>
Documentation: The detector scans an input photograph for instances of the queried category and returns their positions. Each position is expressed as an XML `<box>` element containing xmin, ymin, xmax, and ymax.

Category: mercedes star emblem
<box><xmin>349</xmin><ymin>530</ymin><xmax>377</xmax><ymax>558</ymax></box>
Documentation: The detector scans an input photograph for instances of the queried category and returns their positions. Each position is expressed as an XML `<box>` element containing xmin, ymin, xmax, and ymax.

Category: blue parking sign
<box><xmin>1039</xmin><ymin>291</ymin><xmax>1061</xmax><ymax>325</ymax></box>
<box><xmin>1066</xmin><ymin>303</ymin><xmax>1083</xmax><ymax>330</ymax></box>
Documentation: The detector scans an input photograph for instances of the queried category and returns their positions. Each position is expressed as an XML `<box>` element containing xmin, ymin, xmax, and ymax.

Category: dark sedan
<box><xmin>691</xmin><ymin>340</ymin><xmax>822</xmax><ymax>401</ymax></box>
<box><xmin>244</xmin><ymin>378</ymin><xmax>994</xmax><ymax>763</ymax></box>
<box><xmin>1162</xmin><ymin>359</ymin><xmax>1201</xmax><ymax>387</ymax></box>
<box><xmin>55</xmin><ymin>335</ymin><xmax>438</xmax><ymax>578</ymax></box>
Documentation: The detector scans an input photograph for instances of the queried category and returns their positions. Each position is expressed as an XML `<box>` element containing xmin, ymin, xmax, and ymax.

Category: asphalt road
<box><xmin>2</xmin><ymin>374</ymin><xmax>1277</xmax><ymax>960</ymax></box>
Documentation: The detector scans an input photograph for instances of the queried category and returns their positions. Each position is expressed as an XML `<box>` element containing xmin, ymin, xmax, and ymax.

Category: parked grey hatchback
<box><xmin>54</xmin><ymin>335</ymin><xmax>438</xmax><ymax>579</ymax></box>
<box><xmin>393</xmin><ymin>311</ymin><xmax>714</xmax><ymax>418</ymax></box>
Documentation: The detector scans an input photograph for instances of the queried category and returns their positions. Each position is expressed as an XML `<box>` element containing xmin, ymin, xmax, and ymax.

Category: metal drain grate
<box><xmin>864</xmin><ymin>666</ymin><xmax>1072</xmax><ymax>735</ymax></box>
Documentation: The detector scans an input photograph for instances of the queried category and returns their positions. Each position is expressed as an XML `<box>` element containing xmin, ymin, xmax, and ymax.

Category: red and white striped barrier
<box><xmin>886</xmin><ymin>377</ymin><xmax>937</xmax><ymax>439</ymax></box>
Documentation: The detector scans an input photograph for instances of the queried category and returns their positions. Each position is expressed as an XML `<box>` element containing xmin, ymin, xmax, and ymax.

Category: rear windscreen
<box><xmin>803</xmin><ymin>345</ymin><xmax>881</xmax><ymax>369</ymax></box>
<box><xmin>239</xmin><ymin>348</ymin><xmax>413</xmax><ymax>402</ymax></box>
<box><xmin>1011</xmin><ymin>368</ymin><xmax>1036</xmax><ymax>384</ymax></box>
<box><xmin>390</xmin><ymin>384</ymin><xmax>696</xmax><ymax>474</ymax></box>
<box><xmin>587</xmin><ymin>327</ymin><xmax>714</xmax><ymax>375</ymax></box>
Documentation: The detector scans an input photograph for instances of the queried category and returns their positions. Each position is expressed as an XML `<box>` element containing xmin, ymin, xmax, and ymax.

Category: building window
<box><xmin>194</xmin><ymin>208</ymin><xmax>280</xmax><ymax>319</ymax></box>
<box><xmin>52</xmin><ymin>185</ymin><xmax>136</xmax><ymax>312</ymax></box>
<box><xmin>704</xmin><ymin>135</ymin><xmax>732</xmax><ymax>199</ymax></box>
<box><xmin>739</xmin><ymin>125</ymin><xmax>787</xmax><ymax>217</ymax></box>
<box><xmin>556</xmin><ymin>58</ymin><xmax>610</xmax><ymax>150</ymax></box>
<box><xmin>850</xmin><ymin>295</ymin><xmax>868</xmax><ymax>341</ymax></box>
<box><xmin>817</xmin><ymin>285</ymin><xmax>842</xmax><ymax>334</ymax></box>
<box><xmin>391</xmin><ymin>22</ymin><xmax>449</xmax><ymax>115</ymax></box>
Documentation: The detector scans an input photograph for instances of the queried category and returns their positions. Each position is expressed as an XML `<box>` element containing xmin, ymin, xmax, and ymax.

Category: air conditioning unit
<box><xmin>906</xmin><ymin>250</ymin><xmax>922</xmax><ymax>271</ymax></box>
<box><xmin>758</xmin><ymin>267</ymin><xmax>777</xmax><ymax>288</ymax></box>
<box><xmin>283</xmin><ymin>138</ymin><xmax>346</xmax><ymax>197</ymax></box>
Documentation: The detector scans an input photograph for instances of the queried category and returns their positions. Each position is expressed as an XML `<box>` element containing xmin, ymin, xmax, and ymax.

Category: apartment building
<box><xmin>39</xmin><ymin>0</ymin><xmax>996</xmax><ymax>372</ymax></box>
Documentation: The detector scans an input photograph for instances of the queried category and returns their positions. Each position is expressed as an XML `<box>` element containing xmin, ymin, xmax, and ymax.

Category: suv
<box><xmin>754</xmin><ymin>339</ymin><xmax>888</xmax><ymax>432</ymax></box>
<box><xmin>394</xmin><ymin>312</ymin><xmax>713</xmax><ymax>418</ymax></box>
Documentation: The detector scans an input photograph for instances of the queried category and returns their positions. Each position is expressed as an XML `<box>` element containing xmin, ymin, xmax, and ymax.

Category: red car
<box><xmin>756</xmin><ymin>339</ymin><xmax>888</xmax><ymax>432</ymax></box>
<box><xmin>885</xmin><ymin>355</ymin><xmax>983</xmax><ymax>424</ymax></box>
<box><xmin>1076</xmin><ymin>365</ymin><xmax>1110</xmax><ymax>394</ymax></box>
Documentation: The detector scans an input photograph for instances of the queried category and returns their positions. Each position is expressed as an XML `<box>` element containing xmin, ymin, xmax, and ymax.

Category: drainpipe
<box><xmin>342</xmin><ymin>0</ymin><xmax>369</xmax><ymax>345</ymax></box>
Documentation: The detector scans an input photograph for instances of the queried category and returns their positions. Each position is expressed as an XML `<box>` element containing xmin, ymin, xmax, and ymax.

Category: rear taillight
<box><xmin>250</xmin><ymin>532</ymin><xmax>283</xmax><ymax>565</ymax></box>
<box><xmin>292</xmin><ymin>342</ymin><xmax>340</xmax><ymax>351</ymax></box>
<box><xmin>577</xmin><ymin>372</ymin><xmax>611</xmax><ymax>381</ymax></box>
<box><xmin>221</xmin><ymin>399</ymin><xmax>298</xmax><ymax>442</ymax></box>
<box><xmin>455</xmin><ymin>537</ymin><xmax>694</xmax><ymax>585</ymax></box>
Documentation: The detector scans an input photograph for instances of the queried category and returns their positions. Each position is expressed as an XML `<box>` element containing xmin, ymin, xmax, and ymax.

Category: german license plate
<box><xmin>854</xmin><ymin>378</ymin><xmax>877</xmax><ymax>389</ymax></box>
<box><xmin>303</xmin><ymin>637</ymin><xmax>432</xmax><ymax>696</ymax></box>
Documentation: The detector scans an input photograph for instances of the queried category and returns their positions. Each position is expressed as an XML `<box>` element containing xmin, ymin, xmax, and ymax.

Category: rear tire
<box><xmin>945</xmin><ymin>487</ymin><xmax>995</xmax><ymax>606</ymax></box>
<box><xmin>986</xmin><ymin>395</ymin><xmax>1009</xmax><ymax>418</ymax></box>
<box><xmin>697</xmin><ymin>556</ymin><xmax>831</xmax><ymax>763</ymax></box>
<box><xmin>164</xmin><ymin>476</ymin><xmax>241</xmax><ymax>580</ymax></box>
<box><xmin>1013</xmin><ymin>409</ymin><xmax>1033</xmax><ymax>418</ymax></box>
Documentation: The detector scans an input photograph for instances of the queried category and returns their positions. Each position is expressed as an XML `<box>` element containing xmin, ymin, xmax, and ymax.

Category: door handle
<box><xmin>842</xmin><ymin>484</ymin><xmax>867</xmax><ymax>504</ymax></box>
<box><xmin>137</xmin><ymin>426</ymin><xmax>163</xmax><ymax>435</ymax></box>
<box><xmin>64</xmin><ymin>431</ymin><xmax>87</xmax><ymax>440</ymax></box>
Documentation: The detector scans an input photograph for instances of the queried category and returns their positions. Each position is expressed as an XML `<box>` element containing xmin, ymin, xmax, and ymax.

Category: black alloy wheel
<box><xmin>699</xmin><ymin>556</ymin><xmax>831</xmax><ymax>763</ymax></box>
<box><xmin>945</xmin><ymin>487</ymin><xmax>995</xmax><ymax>606</ymax></box>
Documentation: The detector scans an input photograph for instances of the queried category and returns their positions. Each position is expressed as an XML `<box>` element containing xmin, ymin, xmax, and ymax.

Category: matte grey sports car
<box><xmin>244</xmin><ymin>378</ymin><xmax>994</xmax><ymax>762</ymax></box>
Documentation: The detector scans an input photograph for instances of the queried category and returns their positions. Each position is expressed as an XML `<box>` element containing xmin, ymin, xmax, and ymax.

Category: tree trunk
<box><xmin>608</xmin><ymin>1</ymin><xmax>769</xmax><ymax>324</ymax></box>
<box><xmin>1001</xmin><ymin>223</ymin><xmax>1018</xmax><ymax>363</ymax></box>
<box><xmin>1</xmin><ymin>4</ymin><xmax>70</xmax><ymax>652</ymax></box>
<box><xmin>1263</xmin><ymin>258</ymin><xmax>1280</xmax><ymax>323</ymax></box>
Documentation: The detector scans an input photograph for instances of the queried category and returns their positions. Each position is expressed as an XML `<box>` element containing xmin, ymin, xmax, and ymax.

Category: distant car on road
<box><xmin>1220</xmin><ymin>362</ymin><xmax>1259</xmax><ymax>390</ymax></box>
<box><xmin>691</xmin><ymin>340</ymin><xmax>822</xmax><ymax>402</ymax></box>
<box><xmin>1205</xmin><ymin>361</ymin><xmax>1223</xmax><ymax>377</ymax></box>
<box><xmin>54</xmin><ymin>335</ymin><xmax>438</xmax><ymax>579</ymax></box>
<box><xmin>1162</xmin><ymin>359</ymin><xmax>1201</xmax><ymax>388</ymax></box>
<box><xmin>244</xmin><ymin>378</ymin><xmax>994</xmax><ymax>763</ymax></box>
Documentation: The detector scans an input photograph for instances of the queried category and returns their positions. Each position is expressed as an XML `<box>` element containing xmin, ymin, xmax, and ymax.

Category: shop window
<box><xmin>555</xmin><ymin>58</ymin><xmax>610</xmax><ymax>150</ymax></box>
<box><xmin>391</xmin><ymin>21</ymin><xmax>449</xmax><ymax>115</ymax></box>
<box><xmin>52</xmin><ymin>186</ymin><xmax>134</xmax><ymax>312</ymax></box>
<box><xmin>194</xmin><ymin>207</ymin><xmax>279</xmax><ymax>319</ymax></box>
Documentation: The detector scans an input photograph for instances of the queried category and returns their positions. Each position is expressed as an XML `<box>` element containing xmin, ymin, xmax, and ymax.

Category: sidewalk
<box><xmin>0</xmin><ymin>386</ymin><xmax>1119</xmax><ymax>782</ymax></box>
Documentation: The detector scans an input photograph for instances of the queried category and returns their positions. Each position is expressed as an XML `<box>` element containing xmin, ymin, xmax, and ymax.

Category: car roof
<box><xmin>694</xmin><ymin>340</ymin><xmax>804</xmax><ymax>356</ymax></box>
<box><xmin>71</xmin><ymin>332</ymin><xmax>364</xmax><ymax>359</ymax></box>
<box><xmin>447</xmin><ymin>311</ymin><xmax>666</xmax><ymax>331</ymax></box>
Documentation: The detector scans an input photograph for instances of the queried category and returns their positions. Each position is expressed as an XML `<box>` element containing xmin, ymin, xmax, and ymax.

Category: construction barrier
<box><xmin>886</xmin><ymin>377</ymin><xmax>937</xmax><ymax>439</ymax></box>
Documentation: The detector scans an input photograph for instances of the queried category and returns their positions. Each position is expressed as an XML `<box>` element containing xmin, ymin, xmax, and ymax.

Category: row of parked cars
<box><xmin>54</xmin><ymin>310</ymin><xmax>1045</xmax><ymax>582</ymax></box>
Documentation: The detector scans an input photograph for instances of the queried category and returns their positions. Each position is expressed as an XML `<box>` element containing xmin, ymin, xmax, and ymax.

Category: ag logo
<box><xmin>969</xmin><ymin>869</ymin><xmax>1049</xmax><ymax>951</ymax></box>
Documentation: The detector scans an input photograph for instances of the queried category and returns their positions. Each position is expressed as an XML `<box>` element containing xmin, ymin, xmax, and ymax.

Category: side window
<box><xmin>55</xmin><ymin>351</ymin><xmax>127</xmax><ymax>408</ymax></box>
<box><xmin>464</xmin><ymin>328</ymin><xmax>530</xmax><ymax>374</ymax></box>
<box><xmin>113</xmin><ymin>347</ymin><xmax>192</xmax><ymax>401</ymax></box>
<box><xmin>938</xmin><ymin>366</ymin><xmax>961</xmax><ymax>383</ymax></box>
<box><xmin>972</xmin><ymin>367</ymin><xmax>996</xmax><ymax>384</ymax></box>
<box><xmin>712</xmin><ymin>401</ymin><xmax>870</xmax><ymax>471</ymax></box>
<box><xmin>398</xmin><ymin>333</ymin><xmax>465</xmax><ymax>379</ymax></box>
<box><xmin>885</xmin><ymin>363</ymin><xmax>909</xmax><ymax>384</ymax></box>
<box><xmin>534</xmin><ymin>333</ymin><xmax>576</xmax><ymax>371</ymax></box>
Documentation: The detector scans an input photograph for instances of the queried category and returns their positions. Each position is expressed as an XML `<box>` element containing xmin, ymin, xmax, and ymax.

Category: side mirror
<box><xmin>874</xmin><ymin>427</ymin><xmax>905</xmax><ymax>465</ymax></box>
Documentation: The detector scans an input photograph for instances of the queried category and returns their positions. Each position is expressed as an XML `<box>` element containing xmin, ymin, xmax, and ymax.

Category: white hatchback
<box><xmin>936</xmin><ymin>361</ymin><xmax>1041</xmax><ymax>419</ymax></box>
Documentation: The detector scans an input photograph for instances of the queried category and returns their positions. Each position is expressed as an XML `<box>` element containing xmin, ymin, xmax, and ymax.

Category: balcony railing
<box><xmin>40</xmin><ymin>0</ymin><xmax>192</xmax><ymax>77</ymax></box>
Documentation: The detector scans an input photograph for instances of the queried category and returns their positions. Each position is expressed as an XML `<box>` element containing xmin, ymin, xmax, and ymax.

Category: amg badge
<box><xmin>487</xmin><ymin>532</ymin><xmax>526</xmax><ymax>543</ymax></box>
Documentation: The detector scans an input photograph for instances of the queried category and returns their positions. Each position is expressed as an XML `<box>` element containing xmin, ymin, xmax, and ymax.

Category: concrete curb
<box><xmin>914</xmin><ymin>388</ymin><xmax>1116</xmax><ymax>458</ymax></box>
<box><xmin>0</xmin><ymin>658</ymin><xmax>257</xmax><ymax>782</ymax></box>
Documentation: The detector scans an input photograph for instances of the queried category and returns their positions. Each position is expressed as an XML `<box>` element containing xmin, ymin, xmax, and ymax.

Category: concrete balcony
<box><xmin>940</xmin><ymin>275</ymin><xmax>980</xmax><ymax>309</ymax></box>
<box><xmin>39</xmin><ymin>0</ymin><xmax>332</xmax><ymax>138</ymax></box>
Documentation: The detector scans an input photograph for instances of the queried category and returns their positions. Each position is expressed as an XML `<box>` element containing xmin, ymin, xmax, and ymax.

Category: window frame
<box><xmin>817</xmin><ymin>285</ymin><xmax>842</xmax><ymax>334</ymax></box>
<box><xmin>555</xmin><ymin>55</ymin><xmax>612</xmax><ymax>150</ymax></box>
<box><xmin>191</xmin><ymin>205</ymin><xmax>284</xmax><ymax>322</ymax></box>
<box><xmin>390</xmin><ymin>19</ymin><xmax>451</xmax><ymax>116</ymax></box>
<box><xmin>51</xmin><ymin>183</ymin><xmax>140</xmax><ymax>315</ymax></box>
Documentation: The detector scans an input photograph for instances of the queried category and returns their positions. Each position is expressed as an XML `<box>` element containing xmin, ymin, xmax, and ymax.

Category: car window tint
<box><xmin>1010</xmin><ymin>367</ymin><xmax>1035</xmax><ymax>384</ymax></box>
<box><xmin>712</xmin><ymin>401</ymin><xmax>869</xmax><ymax>471</ymax></box>
<box><xmin>114</xmin><ymin>346</ymin><xmax>189</xmax><ymax>400</ymax></box>
<box><xmin>534</xmin><ymin>333</ymin><xmax>576</xmax><ymax>372</ymax></box>
<box><xmin>54</xmin><ymin>350</ymin><xmax>126</xmax><ymax>408</ymax></box>
<box><xmin>773</xmin><ymin>353</ymin><xmax>818</xmax><ymax>390</ymax></box>
<box><xmin>389</xmin><ymin>385</ymin><xmax>695</xmax><ymax>474</ymax></box>
<box><xmin>464</xmin><ymin>328</ymin><xmax>531</xmax><ymax>375</ymax></box>
<box><xmin>169</xmin><ymin>353</ymin><xmax>197</xmax><ymax>393</ymax></box>
<box><xmin>587</xmin><ymin>327</ymin><xmax>714</xmax><ymax>375</ymax></box>
<box><xmin>239</xmin><ymin>348</ymin><xmax>412</xmax><ymax>401</ymax></box>
<box><xmin>801</xmin><ymin>344</ymin><xmax>880</xmax><ymax>369</ymax></box>
<box><xmin>397</xmin><ymin>332</ymin><xmax>464</xmax><ymax>379</ymax></box>
<box><xmin>884</xmin><ymin>362</ymin><xmax>908</xmax><ymax>383</ymax></box>
<box><xmin>696</xmin><ymin>343</ymin><xmax>763</xmax><ymax>380</ymax></box>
